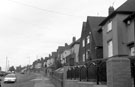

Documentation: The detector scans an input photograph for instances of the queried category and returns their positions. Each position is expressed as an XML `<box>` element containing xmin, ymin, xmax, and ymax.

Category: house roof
<box><xmin>100</xmin><ymin>0</ymin><xmax>135</xmax><ymax>26</ymax></box>
<box><xmin>87</xmin><ymin>16</ymin><xmax>105</xmax><ymax>46</ymax></box>
<box><xmin>124</xmin><ymin>12</ymin><xmax>135</xmax><ymax>22</ymax></box>
<box><xmin>81</xmin><ymin>22</ymin><xmax>86</xmax><ymax>36</ymax></box>
<box><xmin>70</xmin><ymin>38</ymin><xmax>80</xmax><ymax>47</ymax></box>
<box><xmin>116</xmin><ymin>0</ymin><xmax>135</xmax><ymax>12</ymax></box>
<box><xmin>52</xmin><ymin>52</ymin><xmax>57</xmax><ymax>58</ymax></box>
<box><xmin>57</xmin><ymin>46</ymin><xmax>65</xmax><ymax>54</ymax></box>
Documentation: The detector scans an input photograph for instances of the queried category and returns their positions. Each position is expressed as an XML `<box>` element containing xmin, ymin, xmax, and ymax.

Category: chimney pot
<box><xmin>65</xmin><ymin>43</ymin><xmax>68</xmax><ymax>47</ymax></box>
<box><xmin>109</xmin><ymin>6</ymin><xmax>114</xmax><ymax>15</ymax></box>
<box><xmin>73</xmin><ymin>37</ymin><xmax>76</xmax><ymax>42</ymax></box>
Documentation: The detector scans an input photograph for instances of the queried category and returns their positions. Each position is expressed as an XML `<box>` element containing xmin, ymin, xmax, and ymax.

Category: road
<box><xmin>0</xmin><ymin>72</ymin><xmax>55</xmax><ymax>87</ymax></box>
<box><xmin>33</xmin><ymin>73</ymin><xmax>55</xmax><ymax>87</ymax></box>
<box><xmin>1</xmin><ymin>73</ymin><xmax>35</xmax><ymax>87</ymax></box>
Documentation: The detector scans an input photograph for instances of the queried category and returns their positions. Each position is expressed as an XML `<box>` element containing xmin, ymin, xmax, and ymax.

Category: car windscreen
<box><xmin>6</xmin><ymin>74</ymin><xmax>15</xmax><ymax>77</ymax></box>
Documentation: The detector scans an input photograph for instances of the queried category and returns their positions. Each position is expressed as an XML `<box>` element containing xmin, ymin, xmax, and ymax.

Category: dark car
<box><xmin>0</xmin><ymin>71</ymin><xmax>7</xmax><ymax>77</ymax></box>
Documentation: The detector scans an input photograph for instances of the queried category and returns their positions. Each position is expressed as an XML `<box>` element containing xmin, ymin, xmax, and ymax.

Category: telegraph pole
<box><xmin>6</xmin><ymin>56</ymin><xmax>8</xmax><ymax>71</ymax></box>
<box><xmin>28</xmin><ymin>56</ymin><xmax>30</xmax><ymax>65</ymax></box>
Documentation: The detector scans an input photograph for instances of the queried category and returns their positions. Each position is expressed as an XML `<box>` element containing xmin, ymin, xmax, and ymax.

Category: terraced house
<box><xmin>79</xmin><ymin>16</ymin><xmax>105</xmax><ymax>65</ymax></box>
<box><xmin>60</xmin><ymin>43</ymin><xmax>70</xmax><ymax>65</ymax></box>
<box><xmin>66</xmin><ymin>37</ymin><xmax>80</xmax><ymax>66</ymax></box>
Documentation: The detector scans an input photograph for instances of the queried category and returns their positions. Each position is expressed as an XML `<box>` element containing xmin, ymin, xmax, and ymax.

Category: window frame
<box><xmin>86</xmin><ymin>51</ymin><xmax>88</xmax><ymax>59</ymax></box>
<box><xmin>83</xmin><ymin>54</ymin><xmax>85</xmax><ymax>62</ymax></box>
<box><xmin>108</xmin><ymin>40</ymin><xmax>113</xmax><ymax>57</ymax></box>
<box><xmin>82</xmin><ymin>39</ymin><xmax>85</xmax><ymax>47</ymax></box>
<box><xmin>130</xmin><ymin>46</ymin><xmax>135</xmax><ymax>56</ymax></box>
<box><xmin>107</xmin><ymin>21</ymin><xmax>112</xmax><ymax>32</ymax></box>
<box><xmin>87</xmin><ymin>35</ymin><xmax>90</xmax><ymax>44</ymax></box>
<box><xmin>127</xmin><ymin>42</ymin><xmax>135</xmax><ymax>56</ymax></box>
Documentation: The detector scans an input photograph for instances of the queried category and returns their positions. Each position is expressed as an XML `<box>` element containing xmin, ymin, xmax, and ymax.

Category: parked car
<box><xmin>4</xmin><ymin>74</ymin><xmax>17</xmax><ymax>83</ymax></box>
<box><xmin>0</xmin><ymin>71</ymin><xmax>7</xmax><ymax>77</ymax></box>
<box><xmin>20</xmin><ymin>71</ymin><xmax>25</xmax><ymax>74</ymax></box>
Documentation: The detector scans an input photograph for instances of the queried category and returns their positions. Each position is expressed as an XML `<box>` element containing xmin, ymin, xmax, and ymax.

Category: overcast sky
<box><xmin>0</xmin><ymin>0</ymin><xmax>126</xmax><ymax>70</ymax></box>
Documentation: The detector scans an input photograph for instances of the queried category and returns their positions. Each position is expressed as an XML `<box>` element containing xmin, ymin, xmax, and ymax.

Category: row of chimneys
<box><xmin>65</xmin><ymin>36</ymin><xmax>76</xmax><ymax>47</ymax></box>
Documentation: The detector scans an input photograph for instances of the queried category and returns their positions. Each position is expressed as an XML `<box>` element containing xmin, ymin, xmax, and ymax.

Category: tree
<box><xmin>9</xmin><ymin>66</ymin><xmax>15</xmax><ymax>72</ymax></box>
<box><xmin>16</xmin><ymin>65</ymin><xmax>22</xmax><ymax>72</ymax></box>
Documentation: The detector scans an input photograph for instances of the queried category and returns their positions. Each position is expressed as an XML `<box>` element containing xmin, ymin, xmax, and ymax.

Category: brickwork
<box><xmin>107</xmin><ymin>57</ymin><xmax>132</xmax><ymax>87</ymax></box>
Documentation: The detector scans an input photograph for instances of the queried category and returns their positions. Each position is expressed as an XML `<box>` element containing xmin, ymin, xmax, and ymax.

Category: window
<box><xmin>108</xmin><ymin>40</ymin><xmax>113</xmax><ymax>57</ymax></box>
<box><xmin>76</xmin><ymin>54</ymin><xmax>79</xmax><ymax>62</ymax></box>
<box><xmin>87</xmin><ymin>35</ymin><xmax>90</xmax><ymax>44</ymax></box>
<box><xmin>82</xmin><ymin>39</ymin><xmax>85</xmax><ymax>47</ymax></box>
<box><xmin>86</xmin><ymin>51</ymin><xmax>88</xmax><ymax>59</ymax></box>
<box><xmin>83</xmin><ymin>54</ymin><xmax>85</xmax><ymax>62</ymax></box>
<box><xmin>127</xmin><ymin>42</ymin><xmax>135</xmax><ymax>56</ymax></box>
<box><xmin>107</xmin><ymin>21</ymin><xmax>112</xmax><ymax>32</ymax></box>
<box><xmin>127</xmin><ymin>20</ymin><xmax>131</xmax><ymax>25</ymax></box>
<box><xmin>130</xmin><ymin>47</ymin><xmax>135</xmax><ymax>56</ymax></box>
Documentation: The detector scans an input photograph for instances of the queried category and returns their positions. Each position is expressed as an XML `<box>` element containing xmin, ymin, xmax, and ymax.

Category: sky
<box><xmin>0</xmin><ymin>0</ymin><xmax>126</xmax><ymax>71</ymax></box>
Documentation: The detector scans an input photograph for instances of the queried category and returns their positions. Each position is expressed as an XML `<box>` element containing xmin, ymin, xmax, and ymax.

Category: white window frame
<box><xmin>108</xmin><ymin>40</ymin><xmax>113</xmax><ymax>57</ymax></box>
<box><xmin>86</xmin><ymin>51</ymin><xmax>88</xmax><ymax>59</ymax></box>
<box><xmin>87</xmin><ymin>35</ymin><xmax>90</xmax><ymax>44</ymax></box>
<box><xmin>107</xmin><ymin>21</ymin><xmax>112</xmax><ymax>32</ymax></box>
<box><xmin>82</xmin><ymin>39</ymin><xmax>85</xmax><ymax>47</ymax></box>
<box><xmin>83</xmin><ymin>54</ymin><xmax>85</xmax><ymax>62</ymax></box>
<box><xmin>130</xmin><ymin>47</ymin><xmax>135</xmax><ymax>56</ymax></box>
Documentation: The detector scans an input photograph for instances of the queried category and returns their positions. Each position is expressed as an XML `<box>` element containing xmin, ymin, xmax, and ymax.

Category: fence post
<box><xmin>107</xmin><ymin>57</ymin><xmax>132</xmax><ymax>87</ymax></box>
<box><xmin>96</xmin><ymin>65</ymin><xmax>99</xmax><ymax>85</ymax></box>
<box><xmin>63</xmin><ymin>66</ymin><xmax>69</xmax><ymax>87</ymax></box>
<box><xmin>79</xmin><ymin>66</ymin><xmax>81</xmax><ymax>81</ymax></box>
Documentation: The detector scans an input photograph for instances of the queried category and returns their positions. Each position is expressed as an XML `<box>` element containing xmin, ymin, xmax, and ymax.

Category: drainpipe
<box><xmin>134</xmin><ymin>19</ymin><xmax>135</xmax><ymax>56</ymax></box>
<box><xmin>133</xmin><ymin>17</ymin><xmax>135</xmax><ymax>87</ymax></box>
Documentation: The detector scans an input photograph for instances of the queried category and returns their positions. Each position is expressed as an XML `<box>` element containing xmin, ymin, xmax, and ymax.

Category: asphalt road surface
<box><xmin>1</xmin><ymin>73</ymin><xmax>35</xmax><ymax>87</ymax></box>
<box><xmin>0</xmin><ymin>73</ymin><xmax>55</xmax><ymax>87</ymax></box>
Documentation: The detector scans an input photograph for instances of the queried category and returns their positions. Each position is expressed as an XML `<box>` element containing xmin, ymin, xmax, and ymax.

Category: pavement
<box><xmin>32</xmin><ymin>74</ymin><xmax>55</xmax><ymax>87</ymax></box>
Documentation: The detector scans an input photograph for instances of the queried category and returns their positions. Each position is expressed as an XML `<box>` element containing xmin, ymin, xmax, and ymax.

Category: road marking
<box><xmin>31</xmin><ymin>77</ymin><xmax>49</xmax><ymax>81</ymax></box>
<box><xmin>31</xmin><ymin>78</ymin><xmax>43</xmax><ymax>81</ymax></box>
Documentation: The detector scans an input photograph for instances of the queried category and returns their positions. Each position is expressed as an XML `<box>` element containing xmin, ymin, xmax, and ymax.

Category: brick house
<box><xmin>78</xmin><ymin>22</ymin><xmax>86</xmax><ymax>65</ymax></box>
<box><xmin>99</xmin><ymin>0</ymin><xmax>135</xmax><ymax>58</ymax></box>
<box><xmin>79</xmin><ymin>16</ymin><xmax>105</xmax><ymax>65</ymax></box>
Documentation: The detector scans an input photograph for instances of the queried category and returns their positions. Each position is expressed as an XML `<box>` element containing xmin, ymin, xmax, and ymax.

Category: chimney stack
<box><xmin>72</xmin><ymin>37</ymin><xmax>76</xmax><ymax>42</ymax></box>
<box><xmin>65</xmin><ymin>43</ymin><xmax>68</xmax><ymax>47</ymax></box>
<box><xmin>109</xmin><ymin>6</ymin><xmax>114</xmax><ymax>15</ymax></box>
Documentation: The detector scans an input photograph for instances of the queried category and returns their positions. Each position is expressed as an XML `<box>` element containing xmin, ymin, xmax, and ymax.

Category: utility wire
<box><xmin>8</xmin><ymin>0</ymin><xmax>84</xmax><ymax>18</ymax></box>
